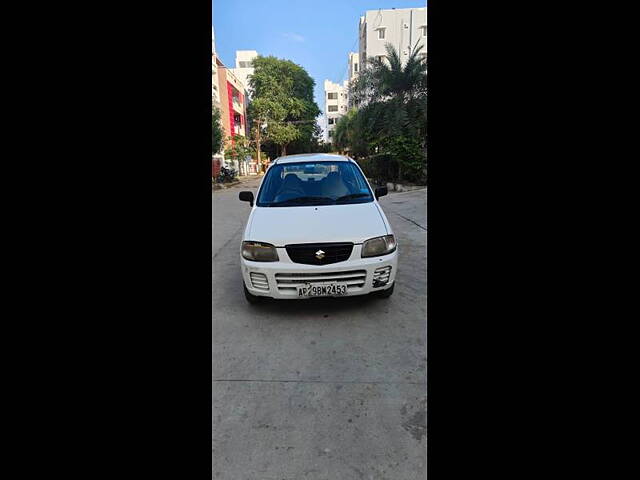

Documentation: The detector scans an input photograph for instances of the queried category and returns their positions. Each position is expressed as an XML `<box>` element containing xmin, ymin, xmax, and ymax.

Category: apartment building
<box><xmin>212</xmin><ymin>26</ymin><xmax>224</xmax><ymax>167</ymax></box>
<box><xmin>213</xmin><ymin>55</ymin><xmax>254</xmax><ymax>172</ymax></box>
<box><xmin>230</xmin><ymin>50</ymin><xmax>258</xmax><ymax>97</ymax></box>
<box><xmin>212</xmin><ymin>27</ymin><xmax>221</xmax><ymax>115</ymax></box>
<box><xmin>216</xmin><ymin>57</ymin><xmax>247</xmax><ymax>140</ymax></box>
<box><xmin>359</xmin><ymin>7</ymin><xmax>427</xmax><ymax>69</ymax></box>
<box><xmin>323</xmin><ymin>79</ymin><xmax>349</xmax><ymax>143</ymax></box>
<box><xmin>348</xmin><ymin>52</ymin><xmax>360</xmax><ymax>84</ymax></box>
<box><xmin>212</xmin><ymin>55</ymin><xmax>224</xmax><ymax>171</ymax></box>
<box><xmin>212</xmin><ymin>55</ymin><xmax>221</xmax><ymax>111</ymax></box>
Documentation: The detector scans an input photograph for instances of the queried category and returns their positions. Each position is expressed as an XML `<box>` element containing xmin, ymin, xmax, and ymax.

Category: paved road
<box><xmin>213</xmin><ymin>177</ymin><xmax>426</xmax><ymax>480</ymax></box>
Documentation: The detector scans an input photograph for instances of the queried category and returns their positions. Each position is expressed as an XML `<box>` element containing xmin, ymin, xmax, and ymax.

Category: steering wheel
<box><xmin>274</xmin><ymin>186</ymin><xmax>305</xmax><ymax>202</ymax></box>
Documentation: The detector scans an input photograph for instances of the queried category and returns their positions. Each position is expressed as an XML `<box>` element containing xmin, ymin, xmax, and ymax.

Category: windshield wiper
<box><xmin>335</xmin><ymin>193</ymin><xmax>371</xmax><ymax>203</ymax></box>
<box><xmin>268</xmin><ymin>196</ymin><xmax>335</xmax><ymax>206</ymax></box>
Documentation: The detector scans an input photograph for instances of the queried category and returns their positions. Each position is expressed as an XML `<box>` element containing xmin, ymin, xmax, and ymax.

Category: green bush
<box><xmin>357</xmin><ymin>150</ymin><xmax>426</xmax><ymax>185</ymax></box>
<box><xmin>356</xmin><ymin>155</ymin><xmax>399</xmax><ymax>185</ymax></box>
<box><xmin>382</xmin><ymin>135</ymin><xmax>426</xmax><ymax>184</ymax></box>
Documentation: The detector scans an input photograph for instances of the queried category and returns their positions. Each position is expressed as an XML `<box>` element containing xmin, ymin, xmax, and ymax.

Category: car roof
<box><xmin>273</xmin><ymin>153</ymin><xmax>351</xmax><ymax>165</ymax></box>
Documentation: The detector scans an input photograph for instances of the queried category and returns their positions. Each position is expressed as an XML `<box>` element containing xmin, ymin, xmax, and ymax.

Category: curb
<box><xmin>367</xmin><ymin>178</ymin><xmax>426</xmax><ymax>192</ymax></box>
<box><xmin>386</xmin><ymin>182</ymin><xmax>425</xmax><ymax>193</ymax></box>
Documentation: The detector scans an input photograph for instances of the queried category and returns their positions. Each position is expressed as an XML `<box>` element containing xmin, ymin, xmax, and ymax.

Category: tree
<box><xmin>268</xmin><ymin>122</ymin><xmax>299</xmax><ymax>156</ymax></box>
<box><xmin>348</xmin><ymin>43</ymin><xmax>427</xmax><ymax>182</ymax></box>
<box><xmin>212</xmin><ymin>106</ymin><xmax>223</xmax><ymax>155</ymax></box>
<box><xmin>288</xmin><ymin>119</ymin><xmax>325</xmax><ymax>154</ymax></box>
<box><xmin>333</xmin><ymin>108</ymin><xmax>359</xmax><ymax>154</ymax></box>
<box><xmin>224</xmin><ymin>135</ymin><xmax>253</xmax><ymax>174</ymax></box>
<box><xmin>248</xmin><ymin>56</ymin><xmax>320</xmax><ymax>157</ymax></box>
<box><xmin>247</xmin><ymin>96</ymin><xmax>284</xmax><ymax>167</ymax></box>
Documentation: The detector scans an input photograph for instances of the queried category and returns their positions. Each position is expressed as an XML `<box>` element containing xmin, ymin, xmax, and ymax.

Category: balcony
<box><xmin>232</xmin><ymin>97</ymin><xmax>243</xmax><ymax>113</ymax></box>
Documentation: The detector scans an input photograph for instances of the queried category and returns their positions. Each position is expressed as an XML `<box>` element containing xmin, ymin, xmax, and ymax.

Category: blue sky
<box><xmin>213</xmin><ymin>0</ymin><xmax>426</xmax><ymax>125</ymax></box>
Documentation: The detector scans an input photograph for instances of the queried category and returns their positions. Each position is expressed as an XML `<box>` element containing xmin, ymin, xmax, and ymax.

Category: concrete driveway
<box><xmin>213</xmin><ymin>177</ymin><xmax>426</xmax><ymax>479</ymax></box>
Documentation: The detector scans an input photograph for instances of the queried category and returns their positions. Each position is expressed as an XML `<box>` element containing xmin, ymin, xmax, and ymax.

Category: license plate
<box><xmin>297</xmin><ymin>283</ymin><xmax>348</xmax><ymax>297</ymax></box>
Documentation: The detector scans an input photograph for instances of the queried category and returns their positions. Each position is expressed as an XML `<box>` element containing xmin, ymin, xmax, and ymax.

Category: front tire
<box><xmin>376</xmin><ymin>282</ymin><xmax>395</xmax><ymax>298</ymax></box>
<box><xmin>243</xmin><ymin>283</ymin><xmax>263</xmax><ymax>304</ymax></box>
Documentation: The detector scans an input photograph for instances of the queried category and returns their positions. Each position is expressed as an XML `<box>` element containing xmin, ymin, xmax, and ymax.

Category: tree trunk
<box><xmin>281</xmin><ymin>144</ymin><xmax>287</xmax><ymax>156</ymax></box>
<box><xmin>255</xmin><ymin>127</ymin><xmax>261</xmax><ymax>169</ymax></box>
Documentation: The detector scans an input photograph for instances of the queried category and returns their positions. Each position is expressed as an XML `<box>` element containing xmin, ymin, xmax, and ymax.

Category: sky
<box><xmin>213</xmin><ymin>0</ymin><xmax>426</xmax><ymax>131</ymax></box>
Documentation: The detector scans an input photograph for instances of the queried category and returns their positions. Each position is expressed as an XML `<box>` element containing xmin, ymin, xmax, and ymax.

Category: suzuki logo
<box><xmin>315</xmin><ymin>250</ymin><xmax>325</xmax><ymax>260</ymax></box>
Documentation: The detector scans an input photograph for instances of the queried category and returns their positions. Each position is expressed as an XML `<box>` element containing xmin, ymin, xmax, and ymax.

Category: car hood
<box><xmin>247</xmin><ymin>202</ymin><xmax>388</xmax><ymax>246</ymax></box>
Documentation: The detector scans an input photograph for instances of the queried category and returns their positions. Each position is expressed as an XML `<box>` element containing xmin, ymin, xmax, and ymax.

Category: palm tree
<box><xmin>349</xmin><ymin>43</ymin><xmax>427</xmax><ymax>181</ymax></box>
<box><xmin>333</xmin><ymin>108</ymin><xmax>358</xmax><ymax>154</ymax></box>
<box><xmin>351</xmin><ymin>43</ymin><xmax>426</xmax><ymax>135</ymax></box>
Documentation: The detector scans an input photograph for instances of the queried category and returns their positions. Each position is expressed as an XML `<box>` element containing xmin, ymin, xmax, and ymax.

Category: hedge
<box><xmin>356</xmin><ymin>154</ymin><xmax>399</xmax><ymax>185</ymax></box>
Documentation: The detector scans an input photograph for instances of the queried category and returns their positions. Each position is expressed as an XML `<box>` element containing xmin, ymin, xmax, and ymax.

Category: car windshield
<box><xmin>256</xmin><ymin>161</ymin><xmax>374</xmax><ymax>207</ymax></box>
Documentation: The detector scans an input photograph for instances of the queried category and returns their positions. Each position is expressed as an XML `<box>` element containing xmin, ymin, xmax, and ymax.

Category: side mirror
<box><xmin>239</xmin><ymin>191</ymin><xmax>254</xmax><ymax>207</ymax></box>
<box><xmin>375</xmin><ymin>186</ymin><xmax>388</xmax><ymax>199</ymax></box>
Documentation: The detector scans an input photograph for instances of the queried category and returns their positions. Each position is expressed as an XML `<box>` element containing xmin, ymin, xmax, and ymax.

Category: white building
<box><xmin>212</xmin><ymin>54</ymin><xmax>221</xmax><ymax>108</ymax></box>
<box><xmin>348</xmin><ymin>52</ymin><xmax>360</xmax><ymax>84</ymax></box>
<box><xmin>212</xmin><ymin>25</ymin><xmax>220</xmax><ymax>108</ymax></box>
<box><xmin>323</xmin><ymin>79</ymin><xmax>349</xmax><ymax>143</ymax></box>
<box><xmin>230</xmin><ymin>50</ymin><xmax>259</xmax><ymax>97</ymax></box>
<box><xmin>212</xmin><ymin>28</ymin><xmax>222</xmax><ymax>159</ymax></box>
<box><xmin>359</xmin><ymin>7</ymin><xmax>427</xmax><ymax>69</ymax></box>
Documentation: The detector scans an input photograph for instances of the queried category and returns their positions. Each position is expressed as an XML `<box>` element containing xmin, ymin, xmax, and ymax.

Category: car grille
<box><xmin>275</xmin><ymin>270</ymin><xmax>367</xmax><ymax>296</ymax></box>
<box><xmin>285</xmin><ymin>243</ymin><xmax>354</xmax><ymax>265</ymax></box>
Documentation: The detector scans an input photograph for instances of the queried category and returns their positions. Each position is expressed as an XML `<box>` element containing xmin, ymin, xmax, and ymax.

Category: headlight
<box><xmin>361</xmin><ymin>235</ymin><xmax>396</xmax><ymax>258</ymax></box>
<box><xmin>241</xmin><ymin>241</ymin><xmax>279</xmax><ymax>262</ymax></box>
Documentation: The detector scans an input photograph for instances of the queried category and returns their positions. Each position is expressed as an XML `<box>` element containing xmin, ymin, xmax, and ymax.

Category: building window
<box><xmin>238</xmin><ymin>61</ymin><xmax>251</xmax><ymax>68</ymax></box>
<box><xmin>377</xmin><ymin>28</ymin><xmax>386</xmax><ymax>40</ymax></box>
<box><xmin>328</xmin><ymin>105</ymin><xmax>338</xmax><ymax>112</ymax></box>
<box><xmin>328</xmin><ymin>118</ymin><xmax>335</xmax><ymax>125</ymax></box>
<box><xmin>327</xmin><ymin>92</ymin><xmax>338</xmax><ymax>99</ymax></box>
<box><xmin>328</xmin><ymin>131</ymin><xmax>334</xmax><ymax>138</ymax></box>
<box><xmin>354</xmin><ymin>63</ymin><xmax>358</xmax><ymax>72</ymax></box>
<box><xmin>420</xmin><ymin>26</ymin><xmax>427</xmax><ymax>37</ymax></box>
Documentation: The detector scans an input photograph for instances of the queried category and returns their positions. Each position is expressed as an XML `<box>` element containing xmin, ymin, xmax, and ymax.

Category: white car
<box><xmin>238</xmin><ymin>153</ymin><xmax>398</xmax><ymax>303</ymax></box>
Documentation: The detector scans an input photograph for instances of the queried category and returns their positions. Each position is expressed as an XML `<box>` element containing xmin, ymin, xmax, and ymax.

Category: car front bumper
<box><xmin>240</xmin><ymin>246</ymin><xmax>398</xmax><ymax>299</ymax></box>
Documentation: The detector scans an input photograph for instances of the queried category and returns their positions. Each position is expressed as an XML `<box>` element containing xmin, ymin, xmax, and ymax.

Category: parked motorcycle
<box><xmin>216</xmin><ymin>166</ymin><xmax>237</xmax><ymax>183</ymax></box>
